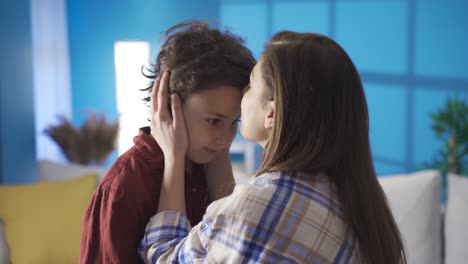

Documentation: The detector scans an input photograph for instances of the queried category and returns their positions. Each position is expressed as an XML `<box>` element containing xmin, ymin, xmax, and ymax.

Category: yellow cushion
<box><xmin>0</xmin><ymin>174</ymin><xmax>97</xmax><ymax>264</ymax></box>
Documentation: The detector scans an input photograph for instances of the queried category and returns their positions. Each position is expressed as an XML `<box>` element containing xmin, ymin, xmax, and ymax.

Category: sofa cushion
<box><xmin>378</xmin><ymin>170</ymin><xmax>441</xmax><ymax>264</ymax></box>
<box><xmin>445</xmin><ymin>173</ymin><xmax>468</xmax><ymax>264</ymax></box>
<box><xmin>39</xmin><ymin>160</ymin><xmax>108</xmax><ymax>183</ymax></box>
<box><xmin>0</xmin><ymin>174</ymin><xmax>96</xmax><ymax>264</ymax></box>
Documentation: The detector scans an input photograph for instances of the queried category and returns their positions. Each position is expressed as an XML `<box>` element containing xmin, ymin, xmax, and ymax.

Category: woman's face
<box><xmin>240</xmin><ymin>60</ymin><xmax>273</xmax><ymax>148</ymax></box>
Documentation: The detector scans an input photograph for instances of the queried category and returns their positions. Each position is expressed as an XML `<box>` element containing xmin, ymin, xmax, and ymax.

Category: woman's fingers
<box><xmin>158</xmin><ymin>70</ymin><xmax>170</xmax><ymax>120</ymax></box>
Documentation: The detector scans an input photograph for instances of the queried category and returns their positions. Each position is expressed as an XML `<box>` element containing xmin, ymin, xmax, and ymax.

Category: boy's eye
<box><xmin>207</xmin><ymin>119</ymin><xmax>221</xmax><ymax>125</ymax></box>
<box><xmin>232</xmin><ymin>118</ymin><xmax>241</xmax><ymax>127</ymax></box>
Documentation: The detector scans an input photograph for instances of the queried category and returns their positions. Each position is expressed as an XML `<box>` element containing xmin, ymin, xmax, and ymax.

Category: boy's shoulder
<box><xmin>97</xmin><ymin>128</ymin><xmax>165</xmax><ymax>195</ymax></box>
<box><xmin>93</xmin><ymin>145</ymin><xmax>164</xmax><ymax>206</ymax></box>
<box><xmin>97</xmin><ymin>146</ymin><xmax>142</xmax><ymax>190</ymax></box>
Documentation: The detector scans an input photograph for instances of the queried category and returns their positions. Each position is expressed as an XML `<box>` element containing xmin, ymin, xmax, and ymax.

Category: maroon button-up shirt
<box><xmin>79</xmin><ymin>127</ymin><xmax>209</xmax><ymax>264</ymax></box>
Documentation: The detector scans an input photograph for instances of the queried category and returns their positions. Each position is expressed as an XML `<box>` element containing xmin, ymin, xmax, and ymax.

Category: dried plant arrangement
<box><xmin>44</xmin><ymin>113</ymin><xmax>119</xmax><ymax>165</ymax></box>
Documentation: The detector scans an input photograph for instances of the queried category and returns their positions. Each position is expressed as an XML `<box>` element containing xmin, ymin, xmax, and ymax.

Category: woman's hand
<box><xmin>150</xmin><ymin>70</ymin><xmax>188</xmax><ymax>160</ymax></box>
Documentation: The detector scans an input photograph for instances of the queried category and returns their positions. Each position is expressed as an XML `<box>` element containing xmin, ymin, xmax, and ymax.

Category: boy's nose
<box><xmin>215</xmin><ymin>136</ymin><xmax>229</xmax><ymax>147</ymax></box>
<box><xmin>214</xmin><ymin>130</ymin><xmax>233</xmax><ymax>148</ymax></box>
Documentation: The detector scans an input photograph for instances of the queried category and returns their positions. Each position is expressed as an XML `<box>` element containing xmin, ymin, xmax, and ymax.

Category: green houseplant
<box><xmin>426</xmin><ymin>95</ymin><xmax>468</xmax><ymax>202</ymax></box>
<box><xmin>428</xmin><ymin>95</ymin><xmax>468</xmax><ymax>177</ymax></box>
<box><xmin>44</xmin><ymin>113</ymin><xmax>119</xmax><ymax>165</ymax></box>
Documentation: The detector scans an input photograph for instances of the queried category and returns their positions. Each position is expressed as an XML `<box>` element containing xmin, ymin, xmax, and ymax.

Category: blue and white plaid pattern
<box><xmin>138</xmin><ymin>171</ymin><xmax>361</xmax><ymax>263</ymax></box>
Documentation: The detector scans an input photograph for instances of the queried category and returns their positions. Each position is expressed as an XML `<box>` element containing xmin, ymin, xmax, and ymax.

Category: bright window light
<box><xmin>114</xmin><ymin>41</ymin><xmax>151</xmax><ymax>155</ymax></box>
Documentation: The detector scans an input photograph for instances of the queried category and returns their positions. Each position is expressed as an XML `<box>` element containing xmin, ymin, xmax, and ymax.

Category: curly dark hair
<box><xmin>142</xmin><ymin>20</ymin><xmax>256</xmax><ymax>103</ymax></box>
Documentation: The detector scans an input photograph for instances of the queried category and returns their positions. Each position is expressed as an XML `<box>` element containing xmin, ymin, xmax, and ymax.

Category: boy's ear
<box><xmin>264</xmin><ymin>101</ymin><xmax>274</xmax><ymax>129</ymax></box>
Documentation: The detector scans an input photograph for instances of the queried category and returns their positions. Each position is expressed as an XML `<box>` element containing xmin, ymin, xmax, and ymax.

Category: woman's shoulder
<box><xmin>205</xmin><ymin>171</ymin><xmax>341</xmax><ymax>220</ymax></box>
<box><xmin>204</xmin><ymin>171</ymin><xmax>282</xmax><ymax>216</ymax></box>
<box><xmin>239</xmin><ymin>170</ymin><xmax>337</xmax><ymax>201</ymax></box>
<box><xmin>200</xmin><ymin>171</ymin><xmax>352</xmax><ymax>263</ymax></box>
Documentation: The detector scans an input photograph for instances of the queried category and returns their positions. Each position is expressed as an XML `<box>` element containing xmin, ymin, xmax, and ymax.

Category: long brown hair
<box><xmin>257</xmin><ymin>31</ymin><xmax>406</xmax><ymax>264</ymax></box>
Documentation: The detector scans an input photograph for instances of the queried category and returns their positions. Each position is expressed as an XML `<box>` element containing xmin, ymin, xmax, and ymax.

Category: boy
<box><xmin>79</xmin><ymin>20</ymin><xmax>255</xmax><ymax>263</ymax></box>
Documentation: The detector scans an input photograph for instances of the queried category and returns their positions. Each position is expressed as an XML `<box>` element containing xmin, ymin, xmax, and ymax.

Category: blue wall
<box><xmin>67</xmin><ymin>0</ymin><xmax>221</xmax><ymax>166</ymax></box>
<box><xmin>67</xmin><ymin>0</ymin><xmax>221</xmax><ymax>126</ymax></box>
<box><xmin>221</xmin><ymin>0</ymin><xmax>468</xmax><ymax>176</ymax></box>
<box><xmin>1</xmin><ymin>0</ymin><xmax>466</xmax><ymax>183</ymax></box>
<box><xmin>0</xmin><ymin>0</ymin><xmax>37</xmax><ymax>184</ymax></box>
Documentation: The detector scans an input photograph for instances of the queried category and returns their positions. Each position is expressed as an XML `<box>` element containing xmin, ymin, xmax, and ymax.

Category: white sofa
<box><xmin>378</xmin><ymin>170</ymin><xmax>468</xmax><ymax>264</ymax></box>
<box><xmin>444</xmin><ymin>173</ymin><xmax>468</xmax><ymax>264</ymax></box>
<box><xmin>1</xmin><ymin>162</ymin><xmax>467</xmax><ymax>264</ymax></box>
<box><xmin>378</xmin><ymin>170</ymin><xmax>442</xmax><ymax>264</ymax></box>
<box><xmin>232</xmin><ymin>170</ymin><xmax>468</xmax><ymax>264</ymax></box>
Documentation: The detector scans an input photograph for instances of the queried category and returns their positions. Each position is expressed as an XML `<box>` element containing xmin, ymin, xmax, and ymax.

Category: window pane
<box><xmin>365</xmin><ymin>83</ymin><xmax>408</xmax><ymax>163</ymax></box>
<box><xmin>415</xmin><ymin>1</ymin><xmax>468</xmax><ymax>79</ymax></box>
<box><xmin>221</xmin><ymin>1</ymin><xmax>268</xmax><ymax>58</ymax></box>
<box><xmin>114</xmin><ymin>41</ymin><xmax>151</xmax><ymax>155</ymax></box>
<box><xmin>272</xmin><ymin>2</ymin><xmax>329</xmax><ymax>36</ymax></box>
<box><xmin>336</xmin><ymin>1</ymin><xmax>408</xmax><ymax>74</ymax></box>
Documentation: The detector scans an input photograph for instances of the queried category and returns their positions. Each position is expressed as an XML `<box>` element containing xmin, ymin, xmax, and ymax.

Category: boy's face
<box><xmin>183</xmin><ymin>85</ymin><xmax>242</xmax><ymax>164</ymax></box>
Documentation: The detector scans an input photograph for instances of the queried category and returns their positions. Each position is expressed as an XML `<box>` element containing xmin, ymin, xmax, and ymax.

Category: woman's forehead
<box><xmin>252</xmin><ymin>60</ymin><xmax>263</xmax><ymax>79</ymax></box>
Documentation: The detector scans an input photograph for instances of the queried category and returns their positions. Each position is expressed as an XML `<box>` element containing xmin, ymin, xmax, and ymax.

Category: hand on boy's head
<box><xmin>150</xmin><ymin>70</ymin><xmax>188</xmax><ymax>159</ymax></box>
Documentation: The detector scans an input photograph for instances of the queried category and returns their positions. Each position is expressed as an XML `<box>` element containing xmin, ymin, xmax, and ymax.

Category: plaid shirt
<box><xmin>138</xmin><ymin>171</ymin><xmax>362</xmax><ymax>263</ymax></box>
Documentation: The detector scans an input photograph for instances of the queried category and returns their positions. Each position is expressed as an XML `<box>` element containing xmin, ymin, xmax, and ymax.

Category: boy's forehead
<box><xmin>185</xmin><ymin>87</ymin><xmax>242</xmax><ymax>115</ymax></box>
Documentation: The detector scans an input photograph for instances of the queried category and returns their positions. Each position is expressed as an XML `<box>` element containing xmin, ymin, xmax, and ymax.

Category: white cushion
<box><xmin>0</xmin><ymin>220</ymin><xmax>9</xmax><ymax>264</ymax></box>
<box><xmin>38</xmin><ymin>160</ymin><xmax>108</xmax><ymax>183</ymax></box>
<box><xmin>445</xmin><ymin>174</ymin><xmax>468</xmax><ymax>264</ymax></box>
<box><xmin>378</xmin><ymin>170</ymin><xmax>442</xmax><ymax>264</ymax></box>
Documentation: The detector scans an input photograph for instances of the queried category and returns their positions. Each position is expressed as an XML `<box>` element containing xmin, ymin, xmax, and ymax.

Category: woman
<box><xmin>139</xmin><ymin>31</ymin><xmax>407</xmax><ymax>263</ymax></box>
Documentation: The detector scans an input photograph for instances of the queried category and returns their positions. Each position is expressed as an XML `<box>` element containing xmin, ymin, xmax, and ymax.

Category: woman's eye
<box><xmin>242</xmin><ymin>84</ymin><xmax>250</xmax><ymax>95</ymax></box>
